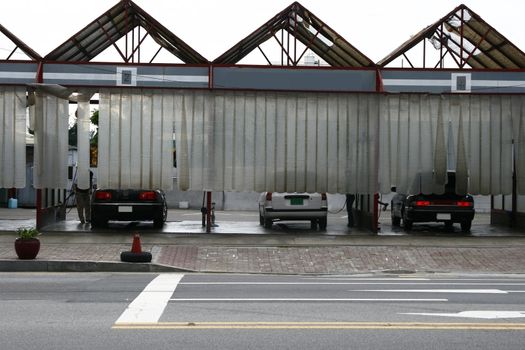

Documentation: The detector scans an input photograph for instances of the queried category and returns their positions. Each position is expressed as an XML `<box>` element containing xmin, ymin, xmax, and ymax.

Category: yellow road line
<box><xmin>112</xmin><ymin>322</ymin><xmax>525</xmax><ymax>330</ymax></box>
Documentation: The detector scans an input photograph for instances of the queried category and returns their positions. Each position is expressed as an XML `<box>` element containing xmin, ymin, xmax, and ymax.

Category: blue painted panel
<box><xmin>42</xmin><ymin>64</ymin><xmax>209</xmax><ymax>88</ymax></box>
<box><xmin>0</xmin><ymin>62</ymin><xmax>38</xmax><ymax>84</ymax></box>
<box><xmin>214</xmin><ymin>67</ymin><xmax>376</xmax><ymax>92</ymax></box>
<box><xmin>381</xmin><ymin>70</ymin><xmax>525</xmax><ymax>94</ymax></box>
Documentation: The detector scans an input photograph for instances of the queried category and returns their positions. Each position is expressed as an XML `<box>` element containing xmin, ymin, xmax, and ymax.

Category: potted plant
<box><xmin>14</xmin><ymin>227</ymin><xmax>40</xmax><ymax>260</ymax></box>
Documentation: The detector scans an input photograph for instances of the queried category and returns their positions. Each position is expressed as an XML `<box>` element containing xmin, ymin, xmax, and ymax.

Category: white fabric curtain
<box><xmin>379</xmin><ymin>94</ymin><xmax>519</xmax><ymax>195</ymax></box>
<box><xmin>0</xmin><ymin>86</ymin><xmax>26</xmax><ymax>188</ymax></box>
<box><xmin>97</xmin><ymin>89</ymin><xmax>174</xmax><ymax>190</ymax></box>
<box><xmin>33</xmin><ymin>92</ymin><xmax>69</xmax><ymax>189</ymax></box>
<box><xmin>174</xmin><ymin>91</ymin><xmax>379</xmax><ymax>194</ymax></box>
<box><xmin>511</xmin><ymin>96</ymin><xmax>525</xmax><ymax>195</ymax></box>
<box><xmin>95</xmin><ymin>89</ymin><xmax>524</xmax><ymax>196</ymax></box>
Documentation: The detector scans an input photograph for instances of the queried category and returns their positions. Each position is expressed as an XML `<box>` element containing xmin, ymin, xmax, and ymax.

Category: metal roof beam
<box><xmin>273</xmin><ymin>32</ymin><xmax>294</xmax><ymax>66</ymax></box>
<box><xmin>96</xmin><ymin>19</ymin><xmax>128</xmax><ymax>62</ymax></box>
<box><xmin>436</xmin><ymin>27</ymin><xmax>501</xmax><ymax>68</ymax></box>
<box><xmin>402</xmin><ymin>53</ymin><xmax>414</xmax><ymax>68</ymax></box>
<box><xmin>257</xmin><ymin>46</ymin><xmax>273</xmax><ymax>65</ymax></box>
<box><xmin>126</xmin><ymin>29</ymin><xmax>150</xmax><ymax>62</ymax></box>
<box><xmin>6</xmin><ymin>46</ymin><xmax>18</xmax><ymax>60</ymax></box>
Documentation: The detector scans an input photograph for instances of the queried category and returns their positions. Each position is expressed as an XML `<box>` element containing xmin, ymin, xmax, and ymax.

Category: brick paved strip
<box><xmin>158</xmin><ymin>246</ymin><xmax>525</xmax><ymax>274</ymax></box>
<box><xmin>0</xmin><ymin>244</ymin><xmax>141</xmax><ymax>262</ymax></box>
<box><xmin>2</xmin><ymin>243</ymin><xmax>525</xmax><ymax>274</ymax></box>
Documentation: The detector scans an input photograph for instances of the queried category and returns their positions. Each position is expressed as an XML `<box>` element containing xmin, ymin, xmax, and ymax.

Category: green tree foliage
<box><xmin>90</xmin><ymin>110</ymin><xmax>99</xmax><ymax>146</ymax></box>
<box><xmin>68</xmin><ymin>109</ymin><xmax>98</xmax><ymax>147</ymax></box>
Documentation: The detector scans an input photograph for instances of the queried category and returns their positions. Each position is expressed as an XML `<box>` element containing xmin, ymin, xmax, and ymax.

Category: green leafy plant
<box><xmin>16</xmin><ymin>227</ymin><xmax>40</xmax><ymax>239</ymax></box>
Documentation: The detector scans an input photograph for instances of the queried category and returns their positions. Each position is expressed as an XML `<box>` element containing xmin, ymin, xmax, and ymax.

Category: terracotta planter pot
<box><xmin>14</xmin><ymin>238</ymin><xmax>40</xmax><ymax>260</ymax></box>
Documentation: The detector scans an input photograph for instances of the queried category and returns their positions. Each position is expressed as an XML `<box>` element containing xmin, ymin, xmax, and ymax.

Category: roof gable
<box><xmin>378</xmin><ymin>4</ymin><xmax>525</xmax><ymax>69</ymax></box>
<box><xmin>44</xmin><ymin>0</ymin><xmax>208</xmax><ymax>64</ymax></box>
<box><xmin>213</xmin><ymin>1</ymin><xmax>374</xmax><ymax>67</ymax></box>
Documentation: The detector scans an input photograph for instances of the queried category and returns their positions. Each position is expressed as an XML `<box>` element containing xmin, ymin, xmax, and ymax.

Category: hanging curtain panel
<box><xmin>0</xmin><ymin>86</ymin><xmax>26</xmax><ymax>188</ymax></box>
<box><xmin>33</xmin><ymin>93</ymin><xmax>69</xmax><ymax>189</ymax></box>
<box><xmin>456</xmin><ymin>95</ymin><xmax>514</xmax><ymax>195</ymax></box>
<box><xmin>378</xmin><ymin>94</ymin><xmax>442</xmax><ymax>195</ymax></box>
<box><xmin>511</xmin><ymin>96</ymin><xmax>525</xmax><ymax>195</ymax></box>
<box><xmin>98</xmin><ymin>89</ymin><xmax>174</xmax><ymax>190</ymax></box>
<box><xmin>174</xmin><ymin>91</ymin><xmax>379</xmax><ymax>194</ymax></box>
<box><xmin>379</xmin><ymin>94</ymin><xmax>517</xmax><ymax>196</ymax></box>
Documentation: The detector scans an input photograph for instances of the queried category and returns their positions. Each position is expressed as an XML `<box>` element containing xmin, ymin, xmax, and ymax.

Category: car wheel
<box><xmin>461</xmin><ymin>220</ymin><xmax>472</xmax><ymax>233</ymax></box>
<box><xmin>162</xmin><ymin>203</ymin><xmax>168</xmax><ymax>221</ymax></box>
<box><xmin>319</xmin><ymin>217</ymin><xmax>327</xmax><ymax>230</ymax></box>
<box><xmin>310</xmin><ymin>220</ymin><xmax>317</xmax><ymax>230</ymax></box>
<box><xmin>264</xmin><ymin>217</ymin><xmax>273</xmax><ymax>229</ymax></box>
<box><xmin>91</xmin><ymin>216</ymin><xmax>107</xmax><ymax>229</ymax></box>
<box><xmin>153</xmin><ymin>217</ymin><xmax>164</xmax><ymax>228</ymax></box>
<box><xmin>403</xmin><ymin>219</ymin><xmax>412</xmax><ymax>231</ymax></box>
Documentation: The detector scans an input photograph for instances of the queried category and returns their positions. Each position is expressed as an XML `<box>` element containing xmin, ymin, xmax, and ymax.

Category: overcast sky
<box><xmin>0</xmin><ymin>0</ymin><xmax>523</xmax><ymax>63</ymax></box>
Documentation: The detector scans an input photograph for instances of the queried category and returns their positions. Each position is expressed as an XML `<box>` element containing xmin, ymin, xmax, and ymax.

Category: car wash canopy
<box><xmin>0</xmin><ymin>1</ymin><xmax>525</xmax><ymax>196</ymax></box>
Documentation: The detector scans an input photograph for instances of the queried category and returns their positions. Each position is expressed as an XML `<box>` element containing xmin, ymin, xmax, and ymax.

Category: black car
<box><xmin>391</xmin><ymin>173</ymin><xmax>475</xmax><ymax>232</ymax></box>
<box><xmin>91</xmin><ymin>189</ymin><xmax>167</xmax><ymax>228</ymax></box>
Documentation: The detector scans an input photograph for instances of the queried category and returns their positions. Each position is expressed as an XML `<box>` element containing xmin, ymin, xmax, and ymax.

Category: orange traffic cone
<box><xmin>131</xmin><ymin>233</ymin><xmax>142</xmax><ymax>253</ymax></box>
<box><xmin>121</xmin><ymin>232</ymin><xmax>151</xmax><ymax>263</ymax></box>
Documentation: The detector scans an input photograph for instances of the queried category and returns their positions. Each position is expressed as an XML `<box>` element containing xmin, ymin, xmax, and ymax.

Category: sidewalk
<box><xmin>1</xmin><ymin>208</ymin><xmax>525</xmax><ymax>275</ymax></box>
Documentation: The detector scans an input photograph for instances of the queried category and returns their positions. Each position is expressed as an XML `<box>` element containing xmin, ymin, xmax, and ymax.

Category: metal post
<box><xmin>35</xmin><ymin>61</ymin><xmax>43</xmax><ymax>230</ymax></box>
<box><xmin>423</xmin><ymin>37</ymin><xmax>426</xmax><ymax>68</ymax></box>
<box><xmin>439</xmin><ymin>23</ymin><xmax>444</xmax><ymax>68</ymax></box>
<box><xmin>512</xmin><ymin>140</ymin><xmax>517</xmax><ymax>227</ymax></box>
<box><xmin>211</xmin><ymin>202</ymin><xmax>216</xmax><ymax>226</ymax></box>
<box><xmin>373</xmin><ymin>193</ymin><xmax>379</xmax><ymax>233</ymax></box>
<box><xmin>206</xmin><ymin>191</ymin><xmax>212</xmax><ymax>233</ymax></box>
<box><xmin>460</xmin><ymin>8</ymin><xmax>464</xmax><ymax>68</ymax></box>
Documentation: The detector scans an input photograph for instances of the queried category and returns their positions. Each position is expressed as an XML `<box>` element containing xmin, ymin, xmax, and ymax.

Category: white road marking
<box><xmin>302</xmin><ymin>278</ymin><xmax>430</xmax><ymax>281</ymax></box>
<box><xmin>401</xmin><ymin>311</ymin><xmax>525</xmax><ymax>319</ymax></box>
<box><xmin>115</xmin><ymin>273</ymin><xmax>184</xmax><ymax>324</ymax></box>
<box><xmin>355</xmin><ymin>289</ymin><xmax>507</xmax><ymax>294</ymax></box>
<box><xmin>169</xmin><ymin>298</ymin><xmax>447</xmax><ymax>302</ymax></box>
<box><xmin>179</xmin><ymin>282</ymin><xmax>525</xmax><ymax>286</ymax></box>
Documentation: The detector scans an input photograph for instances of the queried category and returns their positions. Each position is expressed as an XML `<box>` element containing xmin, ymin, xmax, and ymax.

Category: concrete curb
<box><xmin>0</xmin><ymin>260</ymin><xmax>192</xmax><ymax>273</ymax></box>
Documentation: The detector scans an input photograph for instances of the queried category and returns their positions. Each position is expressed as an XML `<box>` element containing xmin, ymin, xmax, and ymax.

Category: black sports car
<box><xmin>91</xmin><ymin>189</ymin><xmax>167</xmax><ymax>228</ymax></box>
<box><xmin>391</xmin><ymin>172</ymin><xmax>475</xmax><ymax>232</ymax></box>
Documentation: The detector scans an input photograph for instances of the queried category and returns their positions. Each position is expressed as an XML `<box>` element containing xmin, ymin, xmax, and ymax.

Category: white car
<box><xmin>258</xmin><ymin>192</ymin><xmax>328</xmax><ymax>230</ymax></box>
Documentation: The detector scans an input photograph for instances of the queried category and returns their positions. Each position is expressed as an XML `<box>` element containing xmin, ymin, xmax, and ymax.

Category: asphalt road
<box><xmin>2</xmin><ymin>272</ymin><xmax>525</xmax><ymax>350</ymax></box>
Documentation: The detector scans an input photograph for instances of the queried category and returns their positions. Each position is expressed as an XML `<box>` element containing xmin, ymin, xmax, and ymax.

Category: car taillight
<box><xmin>415</xmin><ymin>200</ymin><xmax>430</xmax><ymax>207</ymax></box>
<box><xmin>95</xmin><ymin>191</ymin><xmax>112</xmax><ymax>200</ymax></box>
<box><xmin>321</xmin><ymin>193</ymin><xmax>327</xmax><ymax>200</ymax></box>
<box><xmin>457</xmin><ymin>201</ymin><xmax>473</xmax><ymax>207</ymax></box>
<box><xmin>139</xmin><ymin>191</ymin><xmax>157</xmax><ymax>201</ymax></box>
<box><xmin>266</xmin><ymin>192</ymin><xmax>272</xmax><ymax>201</ymax></box>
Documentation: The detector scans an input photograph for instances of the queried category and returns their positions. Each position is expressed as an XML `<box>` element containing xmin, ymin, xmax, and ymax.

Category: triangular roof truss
<box><xmin>378</xmin><ymin>4</ymin><xmax>525</xmax><ymax>69</ymax></box>
<box><xmin>45</xmin><ymin>0</ymin><xmax>207</xmax><ymax>64</ymax></box>
<box><xmin>214</xmin><ymin>1</ymin><xmax>374</xmax><ymax>67</ymax></box>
